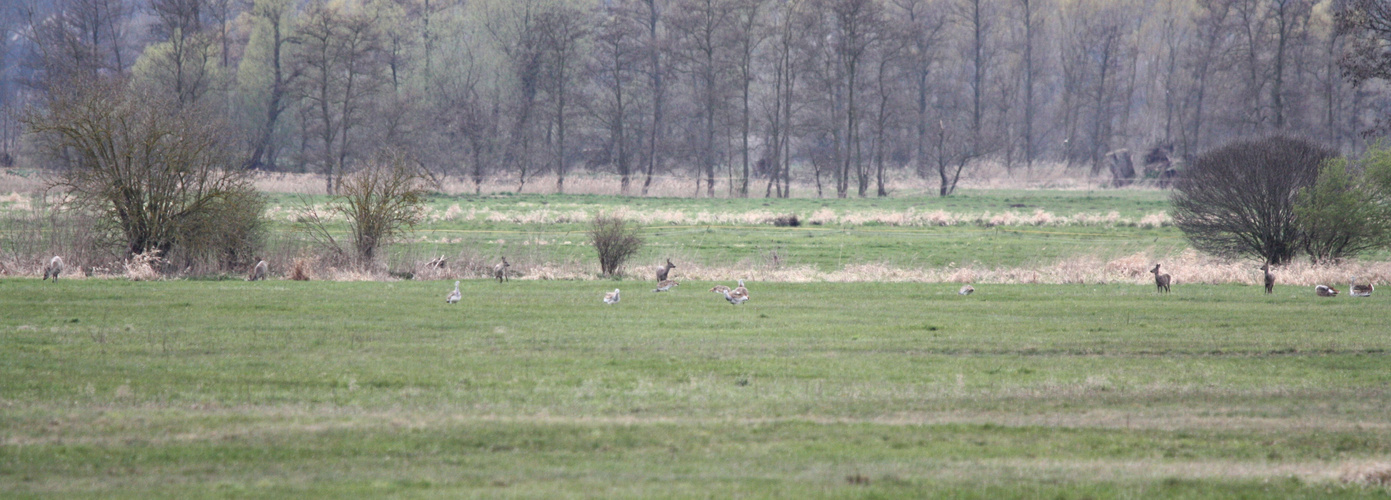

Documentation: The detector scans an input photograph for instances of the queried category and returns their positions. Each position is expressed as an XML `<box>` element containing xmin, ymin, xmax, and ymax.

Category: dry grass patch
<box><xmin>1340</xmin><ymin>462</ymin><xmax>1391</xmax><ymax>487</ymax></box>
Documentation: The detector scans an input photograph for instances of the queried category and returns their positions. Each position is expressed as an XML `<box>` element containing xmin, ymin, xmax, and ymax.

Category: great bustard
<box><xmin>603</xmin><ymin>288</ymin><xmax>621</xmax><ymax>304</ymax></box>
<box><xmin>958</xmin><ymin>284</ymin><xmax>975</xmax><ymax>295</ymax></box>
<box><xmin>653</xmin><ymin>280</ymin><xmax>679</xmax><ymax>292</ymax></box>
<box><xmin>446</xmin><ymin>281</ymin><xmax>462</xmax><ymax>304</ymax></box>
<box><xmin>722</xmin><ymin>279</ymin><xmax>749</xmax><ymax>305</ymax></box>
<box><xmin>1350</xmin><ymin>277</ymin><xmax>1374</xmax><ymax>297</ymax></box>
<box><xmin>1316</xmin><ymin>284</ymin><xmax>1339</xmax><ymax>297</ymax></box>
<box><xmin>42</xmin><ymin>256</ymin><xmax>63</xmax><ymax>282</ymax></box>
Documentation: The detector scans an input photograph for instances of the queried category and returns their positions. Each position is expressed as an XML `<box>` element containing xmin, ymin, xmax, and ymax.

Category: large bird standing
<box><xmin>1350</xmin><ymin>277</ymin><xmax>1374</xmax><ymax>297</ymax></box>
<box><xmin>603</xmin><ymin>289</ymin><xmax>621</xmax><ymax>304</ymax></box>
<box><xmin>721</xmin><ymin>280</ymin><xmax>749</xmax><ymax>305</ymax></box>
<box><xmin>446</xmin><ymin>281</ymin><xmax>462</xmax><ymax>304</ymax></box>
<box><xmin>42</xmin><ymin>256</ymin><xmax>63</xmax><ymax>282</ymax></box>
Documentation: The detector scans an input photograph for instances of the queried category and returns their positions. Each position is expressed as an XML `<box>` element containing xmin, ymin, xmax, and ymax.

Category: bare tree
<box><xmin>294</xmin><ymin>1</ymin><xmax>384</xmax><ymax>194</ymax></box>
<box><xmin>537</xmin><ymin>4</ymin><xmax>589</xmax><ymax>195</ymax></box>
<box><xmin>25</xmin><ymin>77</ymin><xmax>261</xmax><ymax>263</ymax></box>
<box><xmin>485</xmin><ymin>0</ymin><xmax>546</xmax><ymax>193</ymax></box>
<box><xmin>639</xmin><ymin>0</ymin><xmax>669</xmax><ymax>196</ymax></box>
<box><xmin>670</xmin><ymin>0</ymin><xmax>737</xmax><ymax>197</ymax></box>
<box><xmin>336</xmin><ymin>149</ymin><xmax>427</xmax><ymax>264</ymax></box>
<box><xmin>244</xmin><ymin>0</ymin><xmax>300</xmax><ymax>170</ymax></box>
<box><xmin>891</xmin><ymin>0</ymin><xmax>946</xmax><ymax>181</ymax></box>
<box><xmin>591</xmin><ymin>2</ymin><xmax>645</xmax><ymax>194</ymax></box>
<box><xmin>147</xmin><ymin>0</ymin><xmax>217</xmax><ymax>107</ymax></box>
<box><xmin>1172</xmin><ymin>135</ymin><xmax>1335</xmax><ymax>265</ymax></box>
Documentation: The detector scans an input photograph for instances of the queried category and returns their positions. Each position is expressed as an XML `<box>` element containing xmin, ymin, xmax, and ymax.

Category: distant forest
<box><xmin>7</xmin><ymin>0</ymin><xmax>1391</xmax><ymax>197</ymax></box>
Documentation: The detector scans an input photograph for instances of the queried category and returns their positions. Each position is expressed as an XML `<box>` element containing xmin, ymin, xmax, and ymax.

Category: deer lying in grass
<box><xmin>42</xmin><ymin>256</ymin><xmax>63</xmax><ymax>282</ymax></box>
<box><xmin>494</xmin><ymin>257</ymin><xmax>510</xmax><ymax>282</ymax></box>
<box><xmin>1150</xmin><ymin>264</ymin><xmax>1171</xmax><ymax>293</ymax></box>
<box><xmin>1261</xmin><ymin>262</ymin><xmax>1274</xmax><ymax>294</ymax></box>
<box><xmin>656</xmin><ymin>259</ymin><xmax>675</xmax><ymax>282</ymax></box>
<box><xmin>248</xmin><ymin>257</ymin><xmax>268</xmax><ymax>281</ymax></box>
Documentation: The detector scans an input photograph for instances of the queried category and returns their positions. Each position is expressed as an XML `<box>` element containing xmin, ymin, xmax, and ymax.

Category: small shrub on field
<box><xmin>589</xmin><ymin>213</ymin><xmax>644</xmax><ymax>277</ymax></box>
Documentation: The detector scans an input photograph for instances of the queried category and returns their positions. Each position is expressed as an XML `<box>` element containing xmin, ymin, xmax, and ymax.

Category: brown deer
<box><xmin>494</xmin><ymin>257</ymin><xmax>510</xmax><ymax>282</ymax></box>
<box><xmin>248</xmin><ymin>257</ymin><xmax>268</xmax><ymax>281</ymax></box>
<box><xmin>1150</xmin><ymin>263</ymin><xmax>1171</xmax><ymax>293</ymax></box>
<box><xmin>656</xmin><ymin>258</ymin><xmax>675</xmax><ymax>282</ymax></box>
<box><xmin>42</xmin><ymin>256</ymin><xmax>63</xmax><ymax>282</ymax></box>
<box><xmin>1261</xmin><ymin>262</ymin><xmax>1274</xmax><ymax>294</ymax></box>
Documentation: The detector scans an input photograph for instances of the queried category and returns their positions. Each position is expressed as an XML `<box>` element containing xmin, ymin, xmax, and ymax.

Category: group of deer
<box><xmin>1151</xmin><ymin>261</ymin><xmax>1376</xmax><ymax>298</ymax></box>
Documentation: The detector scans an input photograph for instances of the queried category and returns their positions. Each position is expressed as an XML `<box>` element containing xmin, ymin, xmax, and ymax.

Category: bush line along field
<box><xmin>2</xmin><ymin>279</ymin><xmax>1390</xmax><ymax>497</ymax></box>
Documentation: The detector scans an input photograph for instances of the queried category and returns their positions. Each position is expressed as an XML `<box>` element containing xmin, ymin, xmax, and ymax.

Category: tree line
<box><xmin>7</xmin><ymin>0</ymin><xmax>1391</xmax><ymax>198</ymax></box>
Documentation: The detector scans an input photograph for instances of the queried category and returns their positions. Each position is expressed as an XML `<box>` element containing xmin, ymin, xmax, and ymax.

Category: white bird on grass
<box><xmin>1350</xmin><ymin>277</ymin><xmax>1374</xmax><ymax>297</ymax></box>
<box><xmin>722</xmin><ymin>279</ymin><xmax>749</xmax><ymax>305</ymax></box>
<box><xmin>604</xmin><ymin>288</ymin><xmax>621</xmax><ymax>304</ymax></box>
<box><xmin>446</xmin><ymin>281</ymin><xmax>461</xmax><ymax>304</ymax></box>
<box><xmin>959</xmin><ymin>284</ymin><xmax>975</xmax><ymax>295</ymax></box>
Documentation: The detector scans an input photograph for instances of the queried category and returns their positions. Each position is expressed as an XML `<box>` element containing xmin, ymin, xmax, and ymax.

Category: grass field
<box><xmin>259</xmin><ymin>189</ymin><xmax>1191</xmax><ymax>276</ymax></box>
<box><xmin>3</xmin><ymin>278</ymin><xmax>1390</xmax><ymax>498</ymax></box>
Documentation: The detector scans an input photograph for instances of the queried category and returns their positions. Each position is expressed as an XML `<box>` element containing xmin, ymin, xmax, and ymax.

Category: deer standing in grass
<box><xmin>248</xmin><ymin>257</ymin><xmax>268</xmax><ymax>281</ymax></box>
<box><xmin>494</xmin><ymin>257</ymin><xmax>510</xmax><ymax>282</ymax></box>
<box><xmin>42</xmin><ymin>256</ymin><xmax>63</xmax><ymax>282</ymax></box>
<box><xmin>1150</xmin><ymin>264</ymin><xmax>1171</xmax><ymax>293</ymax></box>
<box><xmin>1261</xmin><ymin>262</ymin><xmax>1274</xmax><ymax>294</ymax></box>
<box><xmin>656</xmin><ymin>259</ymin><xmax>675</xmax><ymax>282</ymax></box>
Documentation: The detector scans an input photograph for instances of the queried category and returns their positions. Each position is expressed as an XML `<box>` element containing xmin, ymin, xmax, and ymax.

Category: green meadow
<box><xmin>3</xmin><ymin>277</ymin><xmax>1390</xmax><ymax>498</ymax></box>
<box><xmin>264</xmin><ymin>189</ymin><xmax>1193</xmax><ymax>273</ymax></box>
